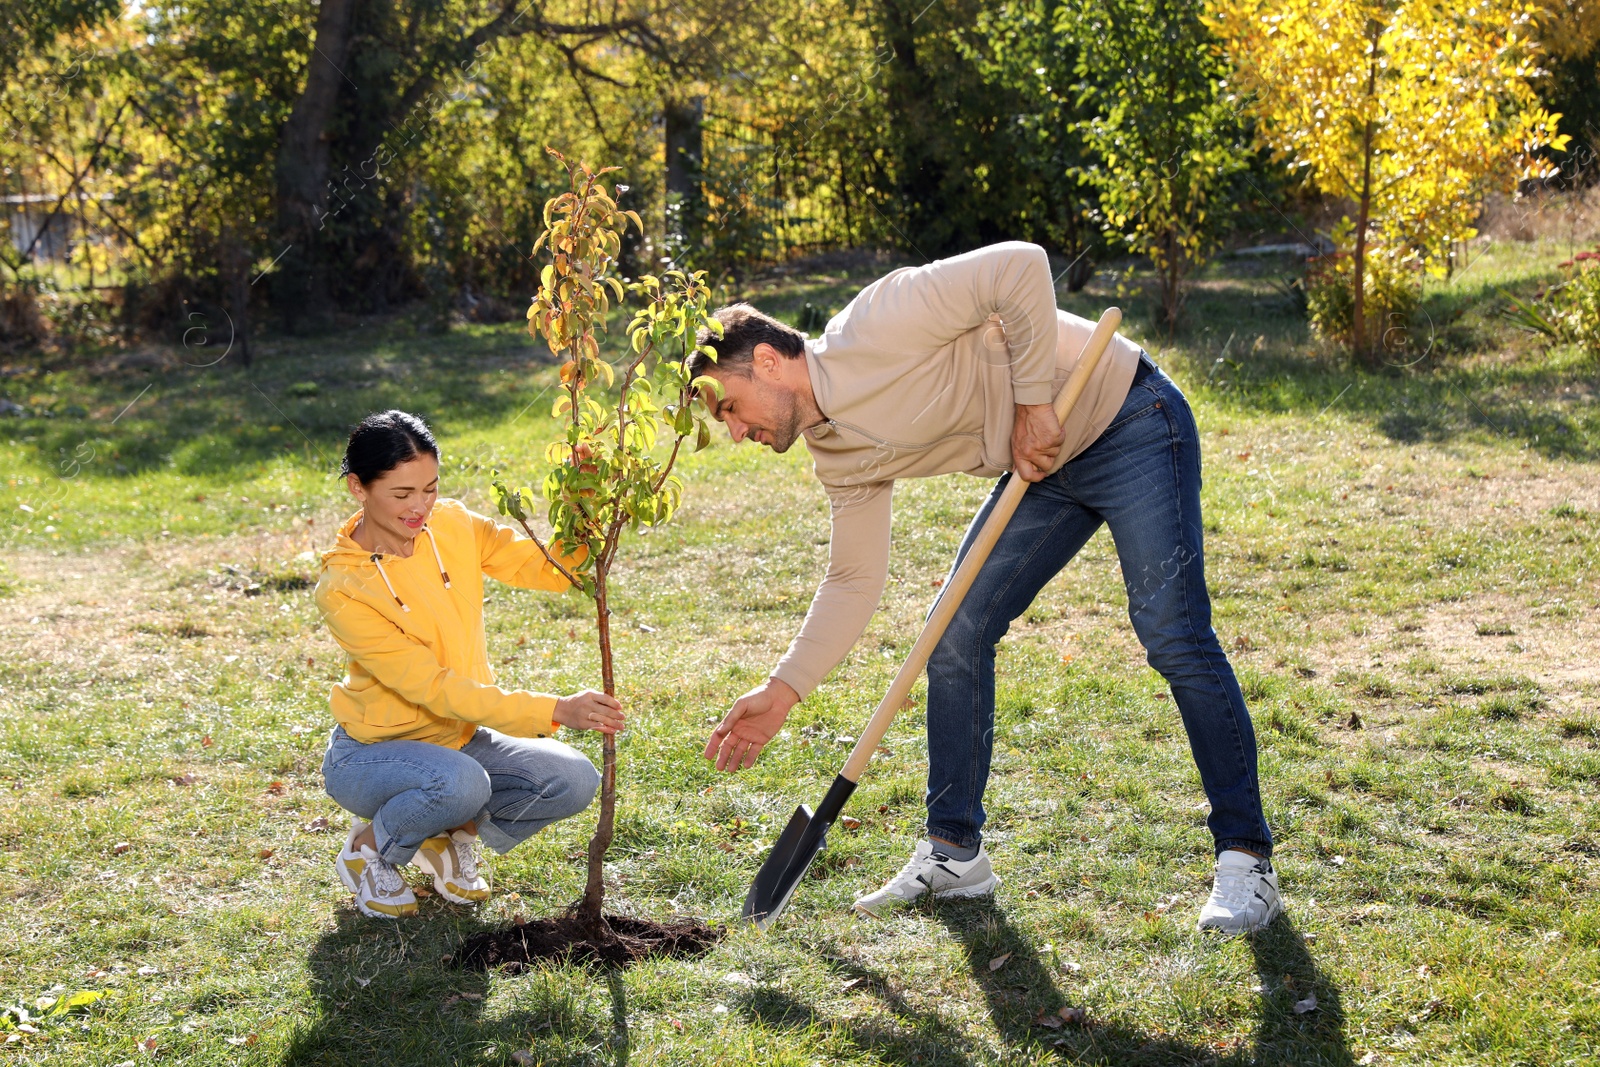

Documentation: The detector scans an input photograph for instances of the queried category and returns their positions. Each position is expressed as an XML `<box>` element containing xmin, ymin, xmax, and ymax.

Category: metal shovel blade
<box><xmin>742</xmin><ymin>774</ymin><xmax>857</xmax><ymax>930</ymax></box>
<box><xmin>742</xmin><ymin>803</ymin><xmax>822</xmax><ymax>931</ymax></box>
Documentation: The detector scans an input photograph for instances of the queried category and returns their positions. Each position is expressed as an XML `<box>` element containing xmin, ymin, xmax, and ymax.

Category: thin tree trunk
<box><xmin>1351</xmin><ymin>27</ymin><xmax>1381</xmax><ymax>366</ymax></box>
<box><xmin>228</xmin><ymin>235</ymin><xmax>252</xmax><ymax>367</ymax></box>
<box><xmin>1352</xmin><ymin>115</ymin><xmax>1376</xmax><ymax>364</ymax></box>
<box><xmin>578</xmin><ymin>579</ymin><xmax>617</xmax><ymax>935</ymax></box>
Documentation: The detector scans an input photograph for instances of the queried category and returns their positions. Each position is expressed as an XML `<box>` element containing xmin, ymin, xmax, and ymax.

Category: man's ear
<box><xmin>752</xmin><ymin>342</ymin><xmax>782</xmax><ymax>378</ymax></box>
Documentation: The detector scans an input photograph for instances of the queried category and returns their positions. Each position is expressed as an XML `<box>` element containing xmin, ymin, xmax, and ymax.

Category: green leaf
<box><xmin>45</xmin><ymin>990</ymin><xmax>106</xmax><ymax>1017</ymax></box>
<box><xmin>695</xmin><ymin>418</ymin><xmax>712</xmax><ymax>452</ymax></box>
<box><xmin>690</xmin><ymin>375</ymin><xmax>724</xmax><ymax>400</ymax></box>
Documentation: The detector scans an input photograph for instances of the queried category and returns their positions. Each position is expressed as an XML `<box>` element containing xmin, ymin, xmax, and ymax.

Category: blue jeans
<box><xmin>924</xmin><ymin>357</ymin><xmax>1272</xmax><ymax>858</ymax></box>
<box><xmin>321</xmin><ymin>725</ymin><xmax>600</xmax><ymax>865</ymax></box>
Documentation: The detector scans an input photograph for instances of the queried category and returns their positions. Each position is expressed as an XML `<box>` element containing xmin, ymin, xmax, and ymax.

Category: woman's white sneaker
<box><xmin>412</xmin><ymin>828</ymin><xmax>490</xmax><ymax>903</ymax></box>
<box><xmin>343</xmin><ymin>845</ymin><xmax>419</xmax><ymax>918</ymax></box>
<box><xmin>335</xmin><ymin>819</ymin><xmax>418</xmax><ymax>917</ymax></box>
<box><xmin>1197</xmin><ymin>850</ymin><xmax>1282</xmax><ymax>934</ymax></box>
<box><xmin>853</xmin><ymin>841</ymin><xmax>1000</xmax><ymax>916</ymax></box>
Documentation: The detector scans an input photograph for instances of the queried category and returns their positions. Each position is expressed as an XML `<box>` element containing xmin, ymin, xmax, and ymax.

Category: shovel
<box><xmin>742</xmin><ymin>307</ymin><xmax>1125</xmax><ymax>929</ymax></box>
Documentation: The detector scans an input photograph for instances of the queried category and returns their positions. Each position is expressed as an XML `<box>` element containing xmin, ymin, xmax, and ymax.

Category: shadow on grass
<box><xmin>284</xmin><ymin>907</ymin><xmax>627</xmax><ymax>1067</ymax></box>
<box><xmin>738</xmin><ymin>904</ymin><xmax>1352</xmax><ymax>1066</ymax></box>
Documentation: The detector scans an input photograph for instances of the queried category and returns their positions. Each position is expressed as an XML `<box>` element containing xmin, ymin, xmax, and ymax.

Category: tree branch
<box><xmin>510</xmin><ymin>513</ymin><xmax>584</xmax><ymax>589</ymax></box>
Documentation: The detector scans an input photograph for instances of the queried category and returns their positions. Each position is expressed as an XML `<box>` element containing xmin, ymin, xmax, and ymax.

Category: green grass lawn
<box><xmin>0</xmin><ymin>239</ymin><xmax>1597</xmax><ymax>1065</ymax></box>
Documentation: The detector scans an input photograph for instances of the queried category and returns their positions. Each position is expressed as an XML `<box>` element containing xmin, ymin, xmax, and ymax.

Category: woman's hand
<box><xmin>553</xmin><ymin>689</ymin><xmax>626</xmax><ymax>734</ymax></box>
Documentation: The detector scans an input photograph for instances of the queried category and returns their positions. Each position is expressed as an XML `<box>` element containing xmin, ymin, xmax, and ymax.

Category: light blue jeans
<box><xmin>925</xmin><ymin>355</ymin><xmax>1273</xmax><ymax>857</ymax></box>
<box><xmin>321</xmin><ymin>725</ymin><xmax>600</xmax><ymax>864</ymax></box>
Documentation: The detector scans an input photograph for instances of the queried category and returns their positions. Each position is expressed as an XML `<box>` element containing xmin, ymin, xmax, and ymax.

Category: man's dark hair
<box><xmin>339</xmin><ymin>409</ymin><xmax>440</xmax><ymax>484</ymax></box>
<box><xmin>688</xmin><ymin>303</ymin><xmax>806</xmax><ymax>379</ymax></box>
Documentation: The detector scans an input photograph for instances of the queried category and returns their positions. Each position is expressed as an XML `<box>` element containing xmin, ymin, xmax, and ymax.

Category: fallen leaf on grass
<box><xmin>139</xmin><ymin>1036</ymin><xmax>159</xmax><ymax>1056</ymax></box>
<box><xmin>265</xmin><ymin>782</ymin><xmax>287</xmax><ymax>796</ymax></box>
<box><xmin>512</xmin><ymin>1052</ymin><xmax>536</xmax><ymax>1065</ymax></box>
<box><xmin>441</xmin><ymin>993</ymin><xmax>483</xmax><ymax>1008</ymax></box>
<box><xmin>668</xmin><ymin>1018</ymin><xmax>683</xmax><ymax>1031</ymax></box>
<box><xmin>1037</xmin><ymin>1005</ymin><xmax>1088</xmax><ymax>1027</ymax></box>
<box><xmin>224</xmin><ymin>1034</ymin><xmax>259</xmax><ymax>1046</ymax></box>
<box><xmin>1293</xmin><ymin>992</ymin><xmax>1318</xmax><ymax>1014</ymax></box>
<box><xmin>303</xmin><ymin>816</ymin><xmax>330</xmax><ymax>833</ymax></box>
<box><xmin>258</xmin><ymin>849</ymin><xmax>274</xmax><ymax>860</ymax></box>
<box><xmin>201</xmin><ymin>736</ymin><xmax>213</xmax><ymax>748</ymax></box>
<box><xmin>136</xmin><ymin>966</ymin><xmax>158</xmax><ymax>977</ymax></box>
<box><xmin>171</xmin><ymin>773</ymin><xmax>197</xmax><ymax>787</ymax></box>
<box><xmin>113</xmin><ymin>842</ymin><xmax>131</xmax><ymax>855</ymax></box>
<box><xmin>839</xmin><ymin>816</ymin><xmax>861</xmax><ymax>830</ymax></box>
<box><xmin>988</xmin><ymin>952</ymin><xmax>1012</xmax><ymax>972</ymax></box>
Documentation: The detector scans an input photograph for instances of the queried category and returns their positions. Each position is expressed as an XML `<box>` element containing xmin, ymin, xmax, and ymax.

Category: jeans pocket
<box><xmin>1104</xmin><ymin>384</ymin><xmax>1164</xmax><ymax>435</ymax></box>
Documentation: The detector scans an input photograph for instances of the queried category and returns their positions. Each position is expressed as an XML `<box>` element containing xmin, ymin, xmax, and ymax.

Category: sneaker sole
<box><xmin>355</xmin><ymin>896</ymin><xmax>417</xmax><ymax>919</ymax></box>
<box><xmin>853</xmin><ymin>874</ymin><xmax>1001</xmax><ymax>917</ymax></box>
<box><xmin>1197</xmin><ymin>897</ymin><xmax>1284</xmax><ymax>935</ymax></box>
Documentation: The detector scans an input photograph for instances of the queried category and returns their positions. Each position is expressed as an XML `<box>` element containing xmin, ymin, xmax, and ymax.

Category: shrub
<box><xmin>1552</xmin><ymin>250</ymin><xmax>1600</xmax><ymax>357</ymax></box>
<box><xmin>1305</xmin><ymin>238</ymin><xmax>1422</xmax><ymax>357</ymax></box>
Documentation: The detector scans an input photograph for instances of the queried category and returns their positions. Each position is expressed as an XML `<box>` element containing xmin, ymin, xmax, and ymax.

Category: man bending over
<box><xmin>695</xmin><ymin>242</ymin><xmax>1280</xmax><ymax>934</ymax></box>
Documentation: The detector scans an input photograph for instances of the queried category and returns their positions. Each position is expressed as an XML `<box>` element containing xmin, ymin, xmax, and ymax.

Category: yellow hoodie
<box><xmin>315</xmin><ymin>498</ymin><xmax>583</xmax><ymax>747</ymax></box>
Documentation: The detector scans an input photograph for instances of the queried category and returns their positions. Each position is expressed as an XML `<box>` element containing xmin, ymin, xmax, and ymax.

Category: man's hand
<box><xmin>704</xmin><ymin>677</ymin><xmax>800</xmax><ymax>771</ymax></box>
<box><xmin>1011</xmin><ymin>402</ymin><xmax>1063</xmax><ymax>482</ymax></box>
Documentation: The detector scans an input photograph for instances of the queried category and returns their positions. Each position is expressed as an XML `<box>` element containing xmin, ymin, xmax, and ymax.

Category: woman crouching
<box><xmin>315</xmin><ymin>410</ymin><xmax>622</xmax><ymax>918</ymax></box>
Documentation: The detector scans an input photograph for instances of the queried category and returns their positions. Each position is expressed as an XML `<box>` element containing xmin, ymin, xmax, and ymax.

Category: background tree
<box><xmin>1074</xmin><ymin>0</ymin><xmax>1250</xmax><ymax>329</ymax></box>
<box><xmin>492</xmin><ymin>152</ymin><xmax>719</xmax><ymax>933</ymax></box>
<box><xmin>1207</xmin><ymin>0</ymin><xmax>1569</xmax><ymax>363</ymax></box>
<box><xmin>1531</xmin><ymin>0</ymin><xmax>1600</xmax><ymax>183</ymax></box>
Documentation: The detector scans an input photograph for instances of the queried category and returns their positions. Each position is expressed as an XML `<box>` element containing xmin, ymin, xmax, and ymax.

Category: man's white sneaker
<box><xmin>412</xmin><ymin>828</ymin><xmax>489</xmax><ymax>904</ymax></box>
<box><xmin>853</xmin><ymin>840</ymin><xmax>1000</xmax><ymax>916</ymax></box>
<box><xmin>1197</xmin><ymin>850</ymin><xmax>1282</xmax><ymax>934</ymax></box>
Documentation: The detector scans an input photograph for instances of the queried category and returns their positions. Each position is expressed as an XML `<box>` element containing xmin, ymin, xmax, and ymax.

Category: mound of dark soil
<box><xmin>452</xmin><ymin>914</ymin><xmax>722</xmax><ymax>971</ymax></box>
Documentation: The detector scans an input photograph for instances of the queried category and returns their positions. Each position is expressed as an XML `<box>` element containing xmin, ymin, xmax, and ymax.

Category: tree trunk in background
<box><xmin>876</xmin><ymin>0</ymin><xmax>950</xmax><ymax>253</ymax></box>
<box><xmin>272</xmin><ymin>0</ymin><xmax>358</xmax><ymax>332</ymax></box>
<box><xmin>664</xmin><ymin>97</ymin><xmax>705</xmax><ymax>267</ymax></box>
<box><xmin>1351</xmin><ymin>25</ymin><xmax>1382</xmax><ymax>367</ymax></box>
<box><xmin>223</xmin><ymin>233</ymin><xmax>252</xmax><ymax>367</ymax></box>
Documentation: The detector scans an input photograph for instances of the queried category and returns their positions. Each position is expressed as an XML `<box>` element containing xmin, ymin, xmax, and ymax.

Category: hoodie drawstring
<box><xmin>423</xmin><ymin>525</ymin><xmax>451</xmax><ymax>588</ymax></box>
<box><xmin>368</xmin><ymin>525</ymin><xmax>451</xmax><ymax>612</ymax></box>
<box><xmin>370</xmin><ymin>554</ymin><xmax>409</xmax><ymax>613</ymax></box>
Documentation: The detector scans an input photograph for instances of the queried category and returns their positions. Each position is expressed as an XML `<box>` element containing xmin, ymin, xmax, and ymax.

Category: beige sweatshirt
<box><xmin>770</xmin><ymin>241</ymin><xmax>1144</xmax><ymax>699</ymax></box>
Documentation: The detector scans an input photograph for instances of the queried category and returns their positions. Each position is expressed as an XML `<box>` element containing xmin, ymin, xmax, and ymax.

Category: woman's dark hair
<box><xmin>339</xmin><ymin>410</ymin><xmax>440</xmax><ymax>484</ymax></box>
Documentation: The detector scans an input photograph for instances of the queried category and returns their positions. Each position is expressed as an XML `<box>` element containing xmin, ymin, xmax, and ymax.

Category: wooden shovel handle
<box><xmin>839</xmin><ymin>308</ymin><xmax>1124</xmax><ymax>783</ymax></box>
